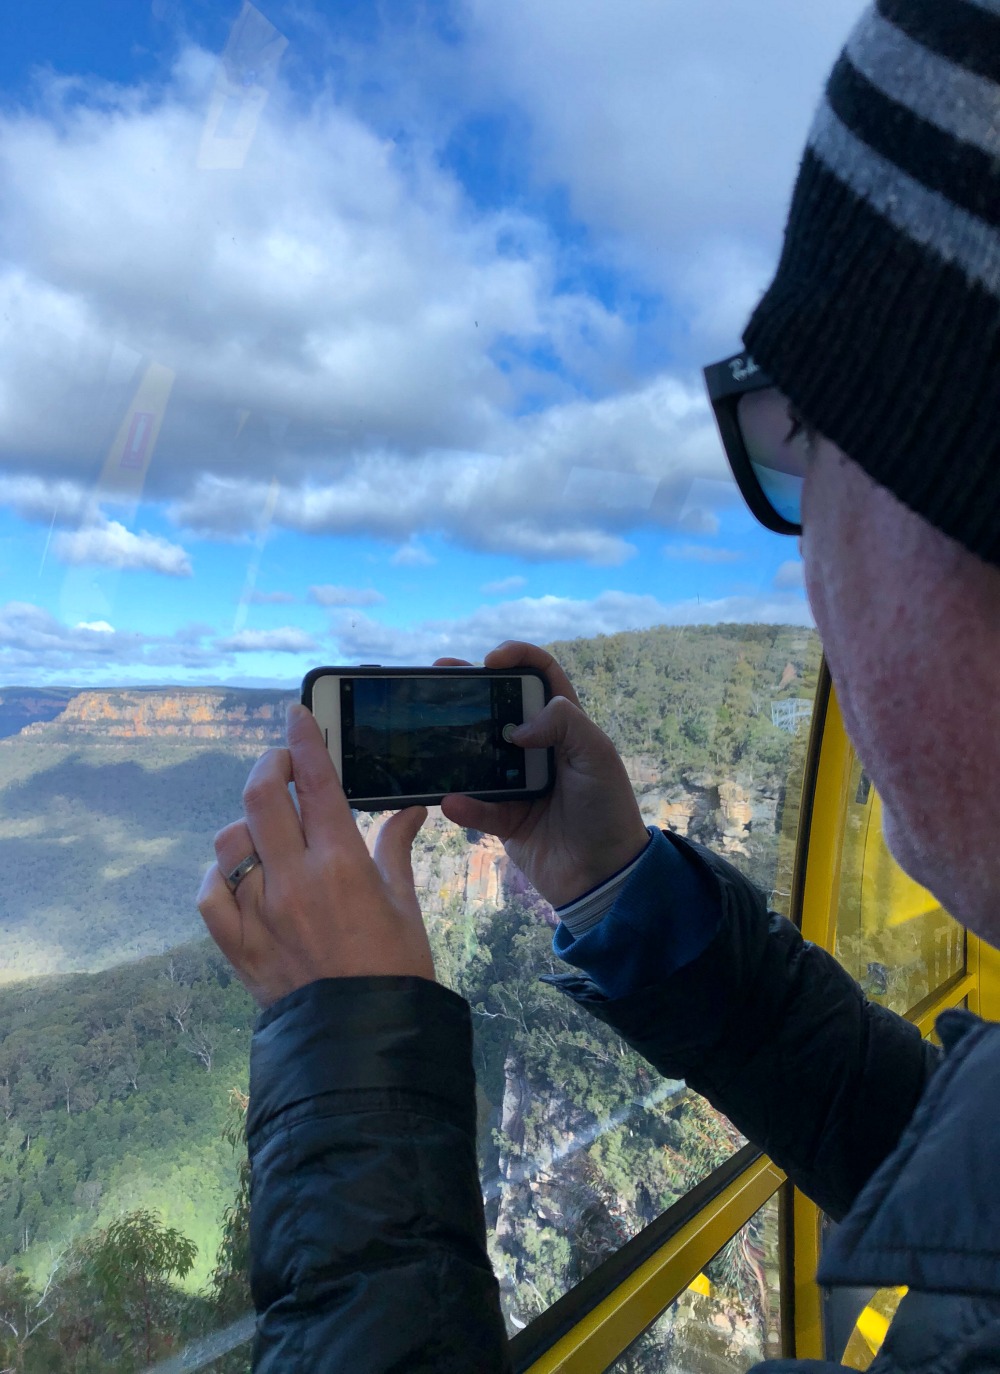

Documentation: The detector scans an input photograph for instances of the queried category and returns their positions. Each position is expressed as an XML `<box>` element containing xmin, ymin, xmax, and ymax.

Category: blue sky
<box><xmin>0</xmin><ymin>0</ymin><xmax>866</xmax><ymax>686</ymax></box>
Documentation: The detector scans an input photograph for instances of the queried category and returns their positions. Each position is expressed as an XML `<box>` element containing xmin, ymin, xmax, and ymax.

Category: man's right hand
<box><xmin>439</xmin><ymin>641</ymin><xmax>650</xmax><ymax>909</ymax></box>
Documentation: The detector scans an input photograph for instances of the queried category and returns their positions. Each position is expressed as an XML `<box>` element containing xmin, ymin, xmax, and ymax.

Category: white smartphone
<box><xmin>301</xmin><ymin>665</ymin><xmax>553</xmax><ymax>810</ymax></box>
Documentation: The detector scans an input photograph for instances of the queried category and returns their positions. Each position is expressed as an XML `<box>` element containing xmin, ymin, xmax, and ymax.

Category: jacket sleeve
<box><xmin>247</xmin><ymin>975</ymin><xmax>512</xmax><ymax>1374</ymax></box>
<box><xmin>545</xmin><ymin>832</ymin><xmax>940</xmax><ymax>1222</ymax></box>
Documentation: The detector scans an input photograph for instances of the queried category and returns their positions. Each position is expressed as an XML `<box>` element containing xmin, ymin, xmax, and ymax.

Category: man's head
<box><xmin>713</xmin><ymin>0</ymin><xmax>1000</xmax><ymax>936</ymax></box>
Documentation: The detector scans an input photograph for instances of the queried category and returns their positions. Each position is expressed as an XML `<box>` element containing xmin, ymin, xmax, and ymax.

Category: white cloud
<box><xmin>774</xmin><ymin>559</ymin><xmax>805</xmax><ymax>591</ymax></box>
<box><xmin>0</xmin><ymin>55</ymin><xmax>625</xmax><ymax>500</ymax></box>
<box><xmin>0</xmin><ymin>7</ymin><xmax>847</xmax><ymax>684</ymax></box>
<box><xmin>53</xmin><ymin>521</ymin><xmax>192</xmax><ymax>577</ymax></box>
<box><xmin>0</xmin><ymin>50</ymin><xmax>747</xmax><ymax>567</ymax></box>
<box><xmin>0</xmin><ymin>601</ymin><xmax>206</xmax><ymax>676</ymax></box>
<box><xmin>663</xmin><ymin>542</ymin><xmax>743</xmax><ymax>564</ymax></box>
<box><xmin>390</xmin><ymin>541</ymin><xmax>437</xmax><ymax>567</ymax></box>
<box><xmin>0</xmin><ymin>474</ymin><xmax>98</xmax><ymax>527</ymax></box>
<box><xmin>676</xmin><ymin>507</ymin><xmax>721</xmax><ymax>538</ymax></box>
<box><xmin>215</xmin><ymin>628</ymin><xmax>317</xmax><ymax>653</ymax></box>
<box><xmin>482</xmin><ymin>575</ymin><xmax>527</xmax><ymax>596</ymax></box>
<box><xmin>168</xmin><ymin>372</ymin><xmax>724</xmax><ymax>562</ymax></box>
<box><xmin>463</xmin><ymin>0</ymin><xmax>867</xmax><ymax>357</ymax></box>
<box><xmin>308</xmin><ymin>584</ymin><xmax>385</xmax><ymax>607</ymax></box>
<box><xmin>0</xmin><ymin>602</ymin><xmax>315</xmax><ymax>680</ymax></box>
<box><xmin>331</xmin><ymin>588</ymin><xmax>814</xmax><ymax>664</ymax></box>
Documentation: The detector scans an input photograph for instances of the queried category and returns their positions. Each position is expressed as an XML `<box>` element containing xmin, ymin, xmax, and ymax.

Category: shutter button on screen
<box><xmin>502</xmin><ymin>723</ymin><xmax>518</xmax><ymax>743</ymax></box>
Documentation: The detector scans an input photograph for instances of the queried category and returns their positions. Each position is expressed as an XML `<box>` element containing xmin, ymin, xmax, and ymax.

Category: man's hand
<box><xmin>197</xmin><ymin>703</ymin><xmax>433</xmax><ymax>1008</ymax></box>
<box><xmin>439</xmin><ymin>641</ymin><xmax>650</xmax><ymax>908</ymax></box>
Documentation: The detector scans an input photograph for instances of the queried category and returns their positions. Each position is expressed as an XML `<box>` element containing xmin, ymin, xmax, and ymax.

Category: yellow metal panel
<box><xmin>973</xmin><ymin>936</ymin><xmax>1000</xmax><ymax>1022</ymax></box>
<box><xmin>522</xmin><ymin>1158</ymin><xmax>784</xmax><ymax>1374</ymax></box>
<box><xmin>789</xmin><ymin>672</ymin><xmax>847</xmax><ymax>1360</ymax></box>
<box><xmin>797</xmin><ymin>682</ymin><xmax>851</xmax><ymax>958</ymax></box>
<box><xmin>863</xmin><ymin>792</ymin><xmax>939</xmax><ymax>930</ymax></box>
<box><xmin>790</xmin><ymin>1184</ymin><xmax>825</xmax><ymax>1361</ymax></box>
<box><xmin>913</xmin><ymin>976</ymin><xmax>976</xmax><ymax>1039</ymax></box>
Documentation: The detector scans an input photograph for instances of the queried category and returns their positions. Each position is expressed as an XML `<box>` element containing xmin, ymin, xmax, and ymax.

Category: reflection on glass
<box><xmin>738</xmin><ymin>387</ymin><xmax>809</xmax><ymax>525</ymax></box>
<box><xmin>197</xmin><ymin>2</ymin><xmax>288</xmax><ymax>170</ymax></box>
<box><xmin>835</xmin><ymin>758</ymin><xmax>965</xmax><ymax>1016</ymax></box>
<box><xmin>608</xmin><ymin>1193</ymin><xmax>782</xmax><ymax>1372</ymax></box>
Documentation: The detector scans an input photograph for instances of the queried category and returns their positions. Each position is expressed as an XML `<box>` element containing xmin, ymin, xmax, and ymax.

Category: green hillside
<box><xmin>552</xmin><ymin>621</ymin><xmax>817</xmax><ymax>778</ymax></box>
<box><xmin>0</xmin><ymin>621</ymin><xmax>821</xmax><ymax>1370</ymax></box>
<box><xmin>0</xmin><ymin>741</ymin><xmax>260</xmax><ymax>978</ymax></box>
<box><xmin>0</xmin><ymin>942</ymin><xmax>254</xmax><ymax>1290</ymax></box>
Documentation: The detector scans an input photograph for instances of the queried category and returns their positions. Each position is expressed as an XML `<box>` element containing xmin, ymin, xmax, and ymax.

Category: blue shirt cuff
<box><xmin>555</xmin><ymin>830</ymin><xmax>655</xmax><ymax>936</ymax></box>
<box><xmin>552</xmin><ymin>829</ymin><xmax>723</xmax><ymax>999</ymax></box>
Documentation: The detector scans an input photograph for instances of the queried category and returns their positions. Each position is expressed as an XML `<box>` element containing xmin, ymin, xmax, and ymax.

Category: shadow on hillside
<box><xmin>1</xmin><ymin>833</ymin><xmax>223</xmax><ymax>973</ymax></box>
<box><xmin>3</xmin><ymin>750</ymin><xmax>254</xmax><ymax>841</ymax></box>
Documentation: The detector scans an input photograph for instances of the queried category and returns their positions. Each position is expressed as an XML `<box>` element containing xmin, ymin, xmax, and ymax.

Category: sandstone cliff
<box><xmin>18</xmin><ymin>689</ymin><xmax>292</xmax><ymax>742</ymax></box>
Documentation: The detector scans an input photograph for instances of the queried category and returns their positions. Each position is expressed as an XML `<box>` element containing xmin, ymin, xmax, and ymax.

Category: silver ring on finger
<box><xmin>225</xmin><ymin>851</ymin><xmax>262</xmax><ymax>893</ymax></box>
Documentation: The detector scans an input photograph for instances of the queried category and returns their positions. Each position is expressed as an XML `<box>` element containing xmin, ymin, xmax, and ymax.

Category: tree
<box><xmin>209</xmin><ymin>1091</ymin><xmax>250</xmax><ymax>1322</ymax></box>
<box><xmin>54</xmin><ymin>1208</ymin><xmax>198</xmax><ymax>1369</ymax></box>
<box><xmin>182</xmin><ymin>1024</ymin><xmax>214</xmax><ymax>1073</ymax></box>
<box><xmin>0</xmin><ymin>1265</ymin><xmax>56</xmax><ymax>1373</ymax></box>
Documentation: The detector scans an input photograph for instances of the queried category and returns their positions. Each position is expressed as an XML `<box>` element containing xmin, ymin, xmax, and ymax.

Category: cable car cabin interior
<box><xmin>1</xmin><ymin>2</ymin><xmax>995</xmax><ymax>1373</ymax></box>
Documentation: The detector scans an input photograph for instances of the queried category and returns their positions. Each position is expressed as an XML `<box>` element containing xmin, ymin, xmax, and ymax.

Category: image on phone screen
<box><xmin>341</xmin><ymin>675</ymin><xmax>525</xmax><ymax>799</ymax></box>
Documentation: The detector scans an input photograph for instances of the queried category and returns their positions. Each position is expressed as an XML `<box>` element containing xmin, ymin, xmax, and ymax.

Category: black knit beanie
<box><xmin>742</xmin><ymin>0</ymin><xmax>1000</xmax><ymax>569</ymax></box>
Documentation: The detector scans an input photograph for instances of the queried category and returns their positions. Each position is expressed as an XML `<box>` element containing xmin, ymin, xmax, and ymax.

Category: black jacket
<box><xmin>246</xmin><ymin>835</ymin><xmax>1000</xmax><ymax>1372</ymax></box>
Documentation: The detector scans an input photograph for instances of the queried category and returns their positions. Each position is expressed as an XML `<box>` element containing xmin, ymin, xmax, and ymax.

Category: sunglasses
<box><xmin>702</xmin><ymin>352</ymin><xmax>808</xmax><ymax>536</ymax></box>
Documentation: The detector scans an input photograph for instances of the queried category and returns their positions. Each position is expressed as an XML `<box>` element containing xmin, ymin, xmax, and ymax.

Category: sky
<box><xmin>0</xmin><ymin>0</ymin><xmax>867</xmax><ymax>687</ymax></box>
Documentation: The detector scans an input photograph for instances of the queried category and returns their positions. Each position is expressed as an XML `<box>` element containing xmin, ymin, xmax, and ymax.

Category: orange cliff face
<box><xmin>18</xmin><ymin>689</ymin><xmax>294</xmax><ymax>743</ymax></box>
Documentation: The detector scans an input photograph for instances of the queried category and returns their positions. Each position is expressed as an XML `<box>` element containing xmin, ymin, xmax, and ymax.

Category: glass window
<box><xmin>834</xmin><ymin>758</ymin><xmax>965</xmax><ymax>1016</ymax></box>
<box><xmin>607</xmin><ymin>1193</ymin><xmax>782</xmax><ymax>1372</ymax></box>
<box><xmin>0</xmin><ymin>0</ymin><xmax>839</xmax><ymax>1364</ymax></box>
<box><xmin>418</xmin><ymin>624</ymin><xmax>820</xmax><ymax>1329</ymax></box>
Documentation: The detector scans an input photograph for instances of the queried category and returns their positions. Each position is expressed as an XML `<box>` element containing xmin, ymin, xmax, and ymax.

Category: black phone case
<box><xmin>300</xmin><ymin>665</ymin><xmax>555</xmax><ymax>811</ymax></box>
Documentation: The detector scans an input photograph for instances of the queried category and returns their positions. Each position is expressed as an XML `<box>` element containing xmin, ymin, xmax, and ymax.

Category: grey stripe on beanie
<box><xmin>742</xmin><ymin>0</ymin><xmax>1000</xmax><ymax>569</ymax></box>
<box><xmin>846</xmin><ymin>7</ymin><xmax>1000</xmax><ymax>158</ymax></box>
<box><xmin>808</xmin><ymin>97</ymin><xmax>1000</xmax><ymax>295</ymax></box>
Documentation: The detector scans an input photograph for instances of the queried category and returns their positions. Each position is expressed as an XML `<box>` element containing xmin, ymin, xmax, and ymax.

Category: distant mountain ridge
<box><xmin>17</xmin><ymin>688</ymin><xmax>292</xmax><ymax>743</ymax></box>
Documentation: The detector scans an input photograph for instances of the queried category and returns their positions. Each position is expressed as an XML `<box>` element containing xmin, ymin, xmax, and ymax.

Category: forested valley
<box><xmin>0</xmin><ymin>622</ymin><xmax>820</xmax><ymax>1370</ymax></box>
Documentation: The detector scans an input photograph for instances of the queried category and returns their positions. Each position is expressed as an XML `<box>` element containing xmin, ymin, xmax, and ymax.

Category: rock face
<box><xmin>624</xmin><ymin>755</ymin><xmax>781</xmax><ymax>862</ymax></box>
<box><xmin>356</xmin><ymin>813</ymin><xmax>516</xmax><ymax>918</ymax></box>
<box><xmin>19</xmin><ymin>689</ymin><xmax>291</xmax><ymax>743</ymax></box>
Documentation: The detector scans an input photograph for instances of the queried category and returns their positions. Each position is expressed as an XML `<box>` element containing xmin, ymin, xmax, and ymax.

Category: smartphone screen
<box><xmin>303</xmin><ymin>667</ymin><xmax>551</xmax><ymax>808</ymax></box>
<box><xmin>340</xmin><ymin>674</ymin><xmax>526</xmax><ymax>800</ymax></box>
